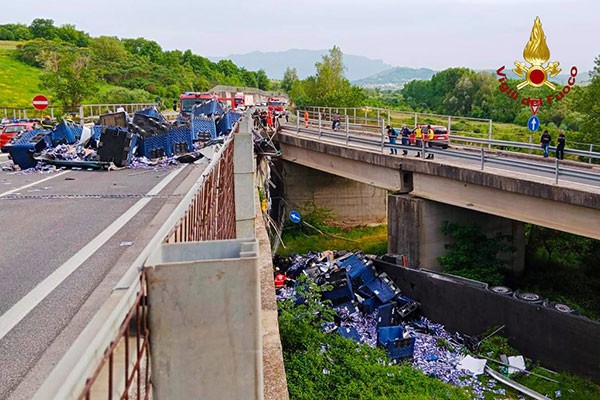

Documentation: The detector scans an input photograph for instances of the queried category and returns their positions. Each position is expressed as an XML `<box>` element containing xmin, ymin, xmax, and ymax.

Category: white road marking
<box><xmin>0</xmin><ymin>171</ymin><xmax>70</xmax><ymax>198</ymax></box>
<box><xmin>0</xmin><ymin>166</ymin><xmax>186</xmax><ymax>340</ymax></box>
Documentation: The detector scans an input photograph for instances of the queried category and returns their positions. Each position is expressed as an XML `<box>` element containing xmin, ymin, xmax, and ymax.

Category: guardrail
<box><xmin>1</xmin><ymin>106</ymin><xmax>59</xmax><ymax>119</ymax></box>
<box><xmin>210</xmin><ymin>85</ymin><xmax>287</xmax><ymax>98</ymax></box>
<box><xmin>291</xmin><ymin>109</ymin><xmax>600</xmax><ymax>165</ymax></box>
<box><xmin>34</xmin><ymin>123</ymin><xmax>240</xmax><ymax>399</ymax></box>
<box><xmin>284</xmin><ymin>118</ymin><xmax>600</xmax><ymax>185</ymax></box>
<box><xmin>78</xmin><ymin>103</ymin><xmax>157</xmax><ymax>124</ymax></box>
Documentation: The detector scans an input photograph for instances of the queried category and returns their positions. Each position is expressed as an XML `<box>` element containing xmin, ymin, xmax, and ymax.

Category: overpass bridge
<box><xmin>275</xmin><ymin>114</ymin><xmax>600</xmax><ymax>270</ymax></box>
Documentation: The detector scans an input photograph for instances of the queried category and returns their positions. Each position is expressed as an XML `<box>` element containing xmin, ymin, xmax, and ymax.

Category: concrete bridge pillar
<box><xmin>282</xmin><ymin>161</ymin><xmax>388</xmax><ymax>225</ymax></box>
<box><xmin>388</xmin><ymin>194</ymin><xmax>525</xmax><ymax>272</ymax></box>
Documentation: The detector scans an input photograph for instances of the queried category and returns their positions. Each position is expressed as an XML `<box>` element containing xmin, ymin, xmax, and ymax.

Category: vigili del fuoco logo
<box><xmin>496</xmin><ymin>17</ymin><xmax>578</xmax><ymax>114</ymax></box>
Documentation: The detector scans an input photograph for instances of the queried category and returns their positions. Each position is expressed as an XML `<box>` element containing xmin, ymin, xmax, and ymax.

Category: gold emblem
<box><xmin>513</xmin><ymin>17</ymin><xmax>561</xmax><ymax>90</ymax></box>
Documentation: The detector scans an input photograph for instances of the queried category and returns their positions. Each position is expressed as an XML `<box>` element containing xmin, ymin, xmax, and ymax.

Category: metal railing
<box><xmin>292</xmin><ymin>109</ymin><xmax>600</xmax><ymax>165</ymax></box>
<box><xmin>78</xmin><ymin>103</ymin><xmax>157</xmax><ymax>124</ymax></box>
<box><xmin>284</xmin><ymin>120</ymin><xmax>600</xmax><ymax>185</ymax></box>
<box><xmin>1</xmin><ymin>106</ymin><xmax>59</xmax><ymax>119</ymax></box>
<box><xmin>34</xmin><ymin>123</ymin><xmax>240</xmax><ymax>400</ymax></box>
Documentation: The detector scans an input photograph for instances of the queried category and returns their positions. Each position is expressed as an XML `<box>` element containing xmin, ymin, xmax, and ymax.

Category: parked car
<box><xmin>0</xmin><ymin>121</ymin><xmax>43</xmax><ymax>152</ymax></box>
<box><xmin>409</xmin><ymin>125</ymin><xmax>450</xmax><ymax>149</ymax></box>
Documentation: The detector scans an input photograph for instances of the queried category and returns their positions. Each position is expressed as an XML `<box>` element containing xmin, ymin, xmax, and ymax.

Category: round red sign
<box><xmin>32</xmin><ymin>95</ymin><xmax>49</xmax><ymax>110</ymax></box>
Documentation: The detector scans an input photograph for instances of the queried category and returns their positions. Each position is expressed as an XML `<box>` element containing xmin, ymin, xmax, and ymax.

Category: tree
<box><xmin>90</xmin><ymin>36</ymin><xmax>128</xmax><ymax>63</ymax></box>
<box><xmin>281</xmin><ymin>67</ymin><xmax>298</xmax><ymax>93</ymax></box>
<box><xmin>575</xmin><ymin>55</ymin><xmax>600</xmax><ymax>143</ymax></box>
<box><xmin>29</xmin><ymin>18</ymin><xmax>57</xmax><ymax>40</ymax></box>
<box><xmin>55</xmin><ymin>24</ymin><xmax>89</xmax><ymax>47</ymax></box>
<box><xmin>38</xmin><ymin>50</ymin><xmax>98</xmax><ymax>111</ymax></box>
<box><xmin>256</xmin><ymin>69</ymin><xmax>270</xmax><ymax>90</ymax></box>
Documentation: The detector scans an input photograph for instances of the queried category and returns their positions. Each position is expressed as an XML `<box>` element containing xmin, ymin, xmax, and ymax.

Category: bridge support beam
<box><xmin>282</xmin><ymin>161</ymin><xmax>388</xmax><ymax>224</ymax></box>
<box><xmin>388</xmin><ymin>194</ymin><xmax>525</xmax><ymax>272</ymax></box>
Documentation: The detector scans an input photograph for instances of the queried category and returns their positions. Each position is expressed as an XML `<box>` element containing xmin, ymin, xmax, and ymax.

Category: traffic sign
<box><xmin>527</xmin><ymin>115</ymin><xmax>540</xmax><ymax>132</ymax></box>
<box><xmin>289</xmin><ymin>210</ymin><xmax>302</xmax><ymax>224</ymax></box>
<box><xmin>529</xmin><ymin>98</ymin><xmax>542</xmax><ymax>116</ymax></box>
<box><xmin>32</xmin><ymin>95</ymin><xmax>49</xmax><ymax>110</ymax></box>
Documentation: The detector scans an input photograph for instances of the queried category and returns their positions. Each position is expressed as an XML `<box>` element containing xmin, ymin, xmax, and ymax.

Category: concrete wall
<box><xmin>283</xmin><ymin>160</ymin><xmax>388</xmax><ymax>225</ymax></box>
<box><xmin>146</xmin><ymin>239</ymin><xmax>263</xmax><ymax>400</ymax></box>
<box><xmin>376</xmin><ymin>260</ymin><xmax>600</xmax><ymax>383</ymax></box>
<box><xmin>388</xmin><ymin>194</ymin><xmax>525</xmax><ymax>271</ymax></box>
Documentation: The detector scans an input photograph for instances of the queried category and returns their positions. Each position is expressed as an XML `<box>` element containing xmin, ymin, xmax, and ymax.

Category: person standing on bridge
<box><xmin>400</xmin><ymin>125</ymin><xmax>411</xmax><ymax>155</ymax></box>
<box><xmin>386</xmin><ymin>125</ymin><xmax>398</xmax><ymax>155</ymax></box>
<box><xmin>414</xmin><ymin>125</ymin><xmax>423</xmax><ymax>157</ymax></box>
<box><xmin>540</xmin><ymin>129</ymin><xmax>552</xmax><ymax>158</ymax></box>
<box><xmin>304</xmin><ymin>110</ymin><xmax>309</xmax><ymax>128</ymax></box>
<box><xmin>425</xmin><ymin>124</ymin><xmax>435</xmax><ymax>159</ymax></box>
<box><xmin>556</xmin><ymin>130</ymin><xmax>566</xmax><ymax>160</ymax></box>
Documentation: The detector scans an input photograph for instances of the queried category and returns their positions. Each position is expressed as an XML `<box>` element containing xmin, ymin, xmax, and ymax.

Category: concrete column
<box><xmin>235</xmin><ymin>117</ymin><xmax>256</xmax><ymax>239</ymax></box>
<box><xmin>146</xmin><ymin>239</ymin><xmax>263</xmax><ymax>400</ymax></box>
<box><xmin>388</xmin><ymin>194</ymin><xmax>524</xmax><ymax>272</ymax></box>
<box><xmin>283</xmin><ymin>161</ymin><xmax>387</xmax><ymax>225</ymax></box>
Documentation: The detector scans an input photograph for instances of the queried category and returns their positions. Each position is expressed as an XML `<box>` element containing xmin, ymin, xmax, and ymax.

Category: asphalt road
<box><xmin>0</xmin><ymin>161</ymin><xmax>209</xmax><ymax>400</ymax></box>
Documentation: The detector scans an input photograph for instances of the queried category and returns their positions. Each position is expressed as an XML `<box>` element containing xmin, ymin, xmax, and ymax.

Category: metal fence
<box><xmin>210</xmin><ymin>85</ymin><xmax>287</xmax><ymax>99</ymax></box>
<box><xmin>1</xmin><ymin>106</ymin><xmax>59</xmax><ymax>119</ymax></box>
<box><xmin>164</xmin><ymin>136</ymin><xmax>237</xmax><ymax>243</ymax></box>
<box><xmin>34</xmin><ymin>122</ymin><xmax>241</xmax><ymax>400</ymax></box>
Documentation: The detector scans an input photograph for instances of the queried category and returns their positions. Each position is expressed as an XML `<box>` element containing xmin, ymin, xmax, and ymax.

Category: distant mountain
<box><xmin>210</xmin><ymin>49</ymin><xmax>393</xmax><ymax>81</ymax></box>
<box><xmin>352</xmin><ymin>67</ymin><xmax>436</xmax><ymax>89</ymax></box>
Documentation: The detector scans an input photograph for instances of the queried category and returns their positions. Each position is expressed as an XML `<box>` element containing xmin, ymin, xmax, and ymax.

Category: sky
<box><xmin>2</xmin><ymin>0</ymin><xmax>598</xmax><ymax>72</ymax></box>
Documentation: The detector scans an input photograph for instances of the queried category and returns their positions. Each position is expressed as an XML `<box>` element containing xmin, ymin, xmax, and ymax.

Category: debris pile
<box><xmin>2</xmin><ymin>102</ymin><xmax>240</xmax><ymax>172</ymax></box>
<box><xmin>275</xmin><ymin>251</ymin><xmax>538</xmax><ymax>400</ymax></box>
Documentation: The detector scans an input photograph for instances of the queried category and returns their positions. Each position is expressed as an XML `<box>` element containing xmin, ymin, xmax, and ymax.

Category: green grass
<box><xmin>0</xmin><ymin>40</ymin><xmax>19</xmax><ymax>50</ymax></box>
<box><xmin>0</xmin><ymin>45</ymin><xmax>43</xmax><ymax>108</ymax></box>
<box><xmin>277</xmin><ymin>224</ymin><xmax>388</xmax><ymax>256</ymax></box>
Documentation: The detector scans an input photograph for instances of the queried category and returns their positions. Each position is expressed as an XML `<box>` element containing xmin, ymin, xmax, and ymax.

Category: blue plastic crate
<box><xmin>338</xmin><ymin>254</ymin><xmax>377</xmax><ymax>286</ymax></box>
<box><xmin>322</xmin><ymin>270</ymin><xmax>354</xmax><ymax>306</ymax></box>
<box><xmin>377</xmin><ymin>302</ymin><xmax>399</xmax><ymax>328</ymax></box>
<box><xmin>191</xmin><ymin>117</ymin><xmax>217</xmax><ymax>140</ymax></box>
<box><xmin>338</xmin><ymin>326</ymin><xmax>362</xmax><ymax>342</ymax></box>
<box><xmin>191</xmin><ymin>99</ymin><xmax>223</xmax><ymax>117</ymax></box>
<box><xmin>360</xmin><ymin>277</ymin><xmax>396</xmax><ymax>303</ymax></box>
<box><xmin>335</xmin><ymin>301</ymin><xmax>359</xmax><ymax>315</ymax></box>
<box><xmin>135</xmin><ymin>106</ymin><xmax>165</xmax><ymax>122</ymax></box>
<box><xmin>216</xmin><ymin>111</ymin><xmax>243</xmax><ymax>136</ymax></box>
<box><xmin>138</xmin><ymin>132</ymin><xmax>170</xmax><ymax>159</ymax></box>
<box><xmin>394</xmin><ymin>294</ymin><xmax>420</xmax><ymax>319</ymax></box>
<box><xmin>386</xmin><ymin>337</ymin><xmax>416</xmax><ymax>361</ymax></box>
<box><xmin>377</xmin><ymin>325</ymin><xmax>404</xmax><ymax>347</ymax></box>
<box><xmin>168</xmin><ymin>126</ymin><xmax>193</xmax><ymax>155</ymax></box>
<box><xmin>360</xmin><ymin>296</ymin><xmax>382</xmax><ymax>315</ymax></box>
<box><xmin>51</xmin><ymin>121</ymin><xmax>81</xmax><ymax>145</ymax></box>
<box><xmin>92</xmin><ymin>125</ymin><xmax>103</xmax><ymax>141</ymax></box>
<box><xmin>6</xmin><ymin>130</ymin><xmax>50</xmax><ymax>169</ymax></box>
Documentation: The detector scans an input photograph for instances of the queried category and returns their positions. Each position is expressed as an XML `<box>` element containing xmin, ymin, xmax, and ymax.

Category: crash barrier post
<box><xmin>480</xmin><ymin>147</ymin><xmax>485</xmax><ymax>170</ymax></box>
<box><xmin>375</xmin><ymin>260</ymin><xmax>600</xmax><ymax>383</ymax></box>
<box><xmin>380</xmin><ymin>120</ymin><xmax>385</xmax><ymax>153</ymax></box>
<box><xmin>345</xmin><ymin>115</ymin><xmax>350</xmax><ymax>146</ymax></box>
<box><xmin>296</xmin><ymin>110</ymin><xmax>300</xmax><ymax>133</ymax></box>
<box><xmin>488</xmin><ymin>119</ymin><xmax>493</xmax><ymax>149</ymax></box>
<box><xmin>35</xmin><ymin>126</ymin><xmax>241</xmax><ymax>399</ymax></box>
<box><xmin>145</xmin><ymin>239</ymin><xmax>262</xmax><ymax>400</ymax></box>
<box><xmin>318</xmin><ymin>112</ymin><xmax>322</xmax><ymax>138</ymax></box>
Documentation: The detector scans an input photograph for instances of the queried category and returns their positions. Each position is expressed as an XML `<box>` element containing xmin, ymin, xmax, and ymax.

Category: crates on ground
<box><xmin>98</xmin><ymin>127</ymin><xmax>137</xmax><ymax>167</ymax></box>
<box><xmin>191</xmin><ymin>116</ymin><xmax>217</xmax><ymax>141</ymax></box>
<box><xmin>51</xmin><ymin>121</ymin><xmax>81</xmax><ymax>145</ymax></box>
<box><xmin>168</xmin><ymin>126</ymin><xmax>193</xmax><ymax>155</ymax></box>
<box><xmin>6</xmin><ymin>130</ymin><xmax>51</xmax><ymax>170</ymax></box>
<box><xmin>216</xmin><ymin>111</ymin><xmax>242</xmax><ymax>135</ymax></box>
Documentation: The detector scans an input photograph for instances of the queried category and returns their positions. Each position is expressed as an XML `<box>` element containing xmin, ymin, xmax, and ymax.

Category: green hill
<box><xmin>0</xmin><ymin>41</ymin><xmax>43</xmax><ymax>108</ymax></box>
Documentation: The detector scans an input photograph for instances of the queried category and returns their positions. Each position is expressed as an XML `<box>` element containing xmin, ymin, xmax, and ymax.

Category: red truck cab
<box><xmin>267</xmin><ymin>97</ymin><xmax>285</xmax><ymax>113</ymax></box>
<box><xmin>178</xmin><ymin>92</ymin><xmax>218</xmax><ymax>118</ymax></box>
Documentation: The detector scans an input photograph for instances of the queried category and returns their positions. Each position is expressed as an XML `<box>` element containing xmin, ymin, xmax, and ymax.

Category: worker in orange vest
<box><xmin>304</xmin><ymin>110</ymin><xmax>309</xmax><ymax>128</ymax></box>
<box><xmin>267</xmin><ymin>109</ymin><xmax>273</xmax><ymax>129</ymax></box>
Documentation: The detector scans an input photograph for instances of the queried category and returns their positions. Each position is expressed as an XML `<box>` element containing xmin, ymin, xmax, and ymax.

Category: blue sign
<box><xmin>527</xmin><ymin>115</ymin><xmax>540</xmax><ymax>132</ymax></box>
<box><xmin>289</xmin><ymin>210</ymin><xmax>302</xmax><ymax>224</ymax></box>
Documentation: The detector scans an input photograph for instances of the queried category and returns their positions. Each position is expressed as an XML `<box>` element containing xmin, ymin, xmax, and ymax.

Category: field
<box><xmin>0</xmin><ymin>41</ymin><xmax>43</xmax><ymax>109</ymax></box>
